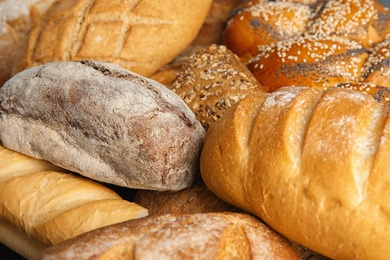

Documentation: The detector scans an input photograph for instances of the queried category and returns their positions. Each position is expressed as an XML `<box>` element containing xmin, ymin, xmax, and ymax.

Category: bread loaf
<box><xmin>223</xmin><ymin>1</ymin><xmax>313</xmax><ymax>63</ymax></box>
<box><xmin>247</xmin><ymin>35</ymin><xmax>368</xmax><ymax>92</ymax></box>
<box><xmin>170</xmin><ymin>44</ymin><xmax>264</xmax><ymax>129</ymax></box>
<box><xmin>15</xmin><ymin>0</ymin><xmax>212</xmax><ymax>78</ymax></box>
<box><xmin>0</xmin><ymin>0</ymin><xmax>55</xmax><ymax>86</ymax></box>
<box><xmin>33</xmin><ymin>212</ymin><xmax>301</xmax><ymax>260</ymax></box>
<box><xmin>0</xmin><ymin>144</ymin><xmax>148</xmax><ymax>258</ymax></box>
<box><xmin>200</xmin><ymin>86</ymin><xmax>390</xmax><ymax>259</ymax></box>
<box><xmin>0</xmin><ymin>60</ymin><xmax>205</xmax><ymax>191</ymax></box>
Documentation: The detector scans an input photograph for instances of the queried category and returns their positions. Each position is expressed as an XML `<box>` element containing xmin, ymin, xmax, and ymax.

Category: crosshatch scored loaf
<box><xmin>16</xmin><ymin>0</ymin><xmax>213</xmax><ymax>77</ymax></box>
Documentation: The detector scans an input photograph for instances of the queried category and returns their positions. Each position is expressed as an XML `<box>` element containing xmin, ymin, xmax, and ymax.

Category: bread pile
<box><xmin>1</xmin><ymin>0</ymin><xmax>390</xmax><ymax>259</ymax></box>
<box><xmin>224</xmin><ymin>0</ymin><xmax>390</xmax><ymax>101</ymax></box>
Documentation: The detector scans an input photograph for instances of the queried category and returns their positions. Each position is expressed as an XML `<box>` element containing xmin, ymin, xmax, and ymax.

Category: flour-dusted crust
<box><xmin>32</xmin><ymin>212</ymin><xmax>301</xmax><ymax>260</ymax></box>
<box><xmin>201</xmin><ymin>86</ymin><xmax>390</xmax><ymax>259</ymax></box>
<box><xmin>0</xmin><ymin>60</ymin><xmax>205</xmax><ymax>191</ymax></box>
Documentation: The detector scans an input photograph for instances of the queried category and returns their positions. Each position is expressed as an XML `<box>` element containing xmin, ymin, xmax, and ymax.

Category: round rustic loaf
<box><xmin>15</xmin><ymin>0</ymin><xmax>212</xmax><ymax>78</ymax></box>
<box><xmin>0</xmin><ymin>60</ymin><xmax>205</xmax><ymax>191</ymax></box>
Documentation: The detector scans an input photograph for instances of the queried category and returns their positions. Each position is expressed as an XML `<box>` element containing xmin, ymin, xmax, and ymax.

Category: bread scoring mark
<box><xmin>72</xmin><ymin>0</ymin><xmax>173</xmax><ymax>62</ymax></box>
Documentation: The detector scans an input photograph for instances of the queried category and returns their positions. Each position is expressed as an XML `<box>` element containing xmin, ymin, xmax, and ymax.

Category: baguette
<box><xmin>0</xmin><ymin>60</ymin><xmax>205</xmax><ymax>191</ymax></box>
<box><xmin>33</xmin><ymin>212</ymin><xmax>301</xmax><ymax>260</ymax></box>
<box><xmin>0</xmin><ymin>144</ymin><xmax>148</xmax><ymax>258</ymax></box>
<box><xmin>200</xmin><ymin>86</ymin><xmax>390</xmax><ymax>259</ymax></box>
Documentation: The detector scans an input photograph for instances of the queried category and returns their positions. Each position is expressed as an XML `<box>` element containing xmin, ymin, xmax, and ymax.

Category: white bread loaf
<box><xmin>0</xmin><ymin>60</ymin><xmax>205</xmax><ymax>191</ymax></box>
<box><xmin>0</xmin><ymin>144</ymin><xmax>148</xmax><ymax>258</ymax></box>
<box><xmin>32</xmin><ymin>212</ymin><xmax>301</xmax><ymax>260</ymax></box>
<box><xmin>15</xmin><ymin>0</ymin><xmax>212</xmax><ymax>78</ymax></box>
<box><xmin>200</xmin><ymin>86</ymin><xmax>390</xmax><ymax>259</ymax></box>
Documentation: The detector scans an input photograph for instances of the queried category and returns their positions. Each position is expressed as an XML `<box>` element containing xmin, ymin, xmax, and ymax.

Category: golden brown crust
<box><xmin>200</xmin><ymin>86</ymin><xmax>390</xmax><ymax>259</ymax></box>
<box><xmin>361</xmin><ymin>37</ymin><xmax>390</xmax><ymax>86</ymax></box>
<box><xmin>170</xmin><ymin>44</ymin><xmax>264</xmax><ymax>129</ymax></box>
<box><xmin>16</xmin><ymin>0</ymin><xmax>212</xmax><ymax>77</ymax></box>
<box><xmin>247</xmin><ymin>35</ymin><xmax>368</xmax><ymax>92</ymax></box>
<box><xmin>223</xmin><ymin>1</ymin><xmax>313</xmax><ymax>63</ymax></box>
<box><xmin>0</xmin><ymin>145</ymin><xmax>148</xmax><ymax>258</ymax></box>
<box><xmin>307</xmin><ymin>0</ymin><xmax>380</xmax><ymax>47</ymax></box>
<box><xmin>33</xmin><ymin>212</ymin><xmax>301</xmax><ymax>260</ymax></box>
<box><xmin>336</xmin><ymin>82</ymin><xmax>390</xmax><ymax>109</ymax></box>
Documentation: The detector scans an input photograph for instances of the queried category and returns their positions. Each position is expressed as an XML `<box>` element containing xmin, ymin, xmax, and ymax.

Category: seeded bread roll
<box><xmin>15</xmin><ymin>0</ymin><xmax>212</xmax><ymax>77</ymax></box>
<box><xmin>225</xmin><ymin>0</ymin><xmax>390</xmax><ymax>96</ymax></box>
<box><xmin>201</xmin><ymin>86</ymin><xmax>390</xmax><ymax>259</ymax></box>
<box><xmin>33</xmin><ymin>212</ymin><xmax>301</xmax><ymax>260</ymax></box>
<box><xmin>247</xmin><ymin>35</ymin><xmax>368</xmax><ymax>92</ymax></box>
<box><xmin>170</xmin><ymin>44</ymin><xmax>264</xmax><ymax>129</ymax></box>
<box><xmin>0</xmin><ymin>60</ymin><xmax>205</xmax><ymax>191</ymax></box>
<box><xmin>0</xmin><ymin>145</ymin><xmax>148</xmax><ymax>259</ymax></box>
<box><xmin>223</xmin><ymin>1</ymin><xmax>313</xmax><ymax>63</ymax></box>
<box><xmin>361</xmin><ymin>37</ymin><xmax>390</xmax><ymax>87</ymax></box>
<box><xmin>306</xmin><ymin>0</ymin><xmax>381</xmax><ymax>48</ymax></box>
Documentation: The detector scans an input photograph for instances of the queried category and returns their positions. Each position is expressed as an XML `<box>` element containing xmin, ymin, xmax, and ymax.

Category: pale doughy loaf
<box><xmin>16</xmin><ymin>0</ymin><xmax>212</xmax><ymax>78</ymax></box>
<box><xmin>0</xmin><ymin>60</ymin><xmax>205</xmax><ymax>191</ymax></box>
<box><xmin>0</xmin><ymin>145</ymin><xmax>148</xmax><ymax>259</ymax></box>
<box><xmin>33</xmin><ymin>212</ymin><xmax>301</xmax><ymax>260</ymax></box>
<box><xmin>200</xmin><ymin>86</ymin><xmax>390</xmax><ymax>259</ymax></box>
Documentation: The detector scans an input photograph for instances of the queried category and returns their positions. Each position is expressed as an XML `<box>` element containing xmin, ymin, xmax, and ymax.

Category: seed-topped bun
<box><xmin>225</xmin><ymin>0</ymin><xmax>390</xmax><ymax>104</ymax></box>
<box><xmin>170</xmin><ymin>44</ymin><xmax>264</xmax><ymax>129</ymax></box>
<box><xmin>336</xmin><ymin>82</ymin><xmax>390</xmax><ymax>108</ymax></box>
<box><xmin>223</xmin><ymin>1</ymin><xmax>313</xmax><ymax>63</ymax></box>
<box><xmin>247</xmin><ymin>35</ymin><xmax>368</xmax><ymax>92</ymax></box>
<box><xmin>361</xmin><ymin>37</ymin><xmax>390</xmax><ymax>86</ymax></box>
<box><xmin>306</xmin><ymin>0</ymin><xmax>380</xmax><ymax>48</ymax></box>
